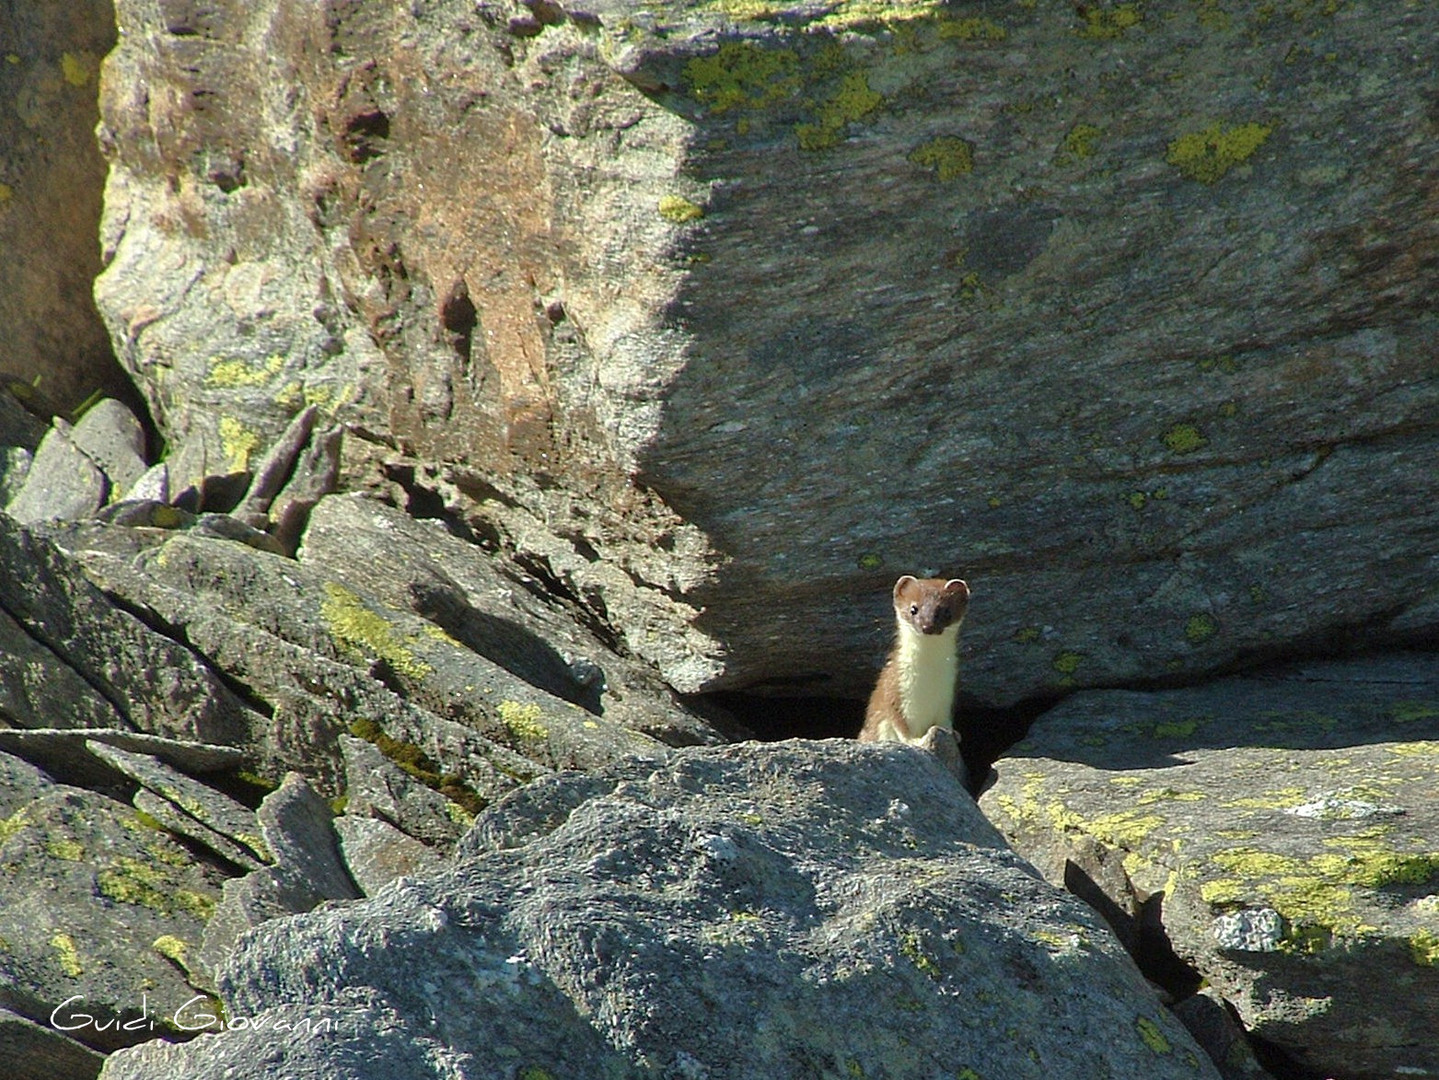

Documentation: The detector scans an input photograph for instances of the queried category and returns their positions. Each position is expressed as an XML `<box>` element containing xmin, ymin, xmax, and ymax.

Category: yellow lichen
<box><xmin>152</xmin><ymin>934</ymin><xmax>189</xmax><ymax>966</ymax></box>
<box><xmin>684</xmin><ymin>41</ymin><xmax>800</xmax><ymax>114</ymax></box>
<box><xmin>1058</xmin><ymin>122</ymin><xmax>1104</xmax><ymax>162</ymax></box>
<box><xmin>1078</xmin><ymin>4</ymin><xmax>1143</xmax><ymax>39</ymax></box>
<box><xmin>97</xmin><ymin>857</ymin><xmax>216</xmax><ymax>920</ymax></box>
<box><xmin>206</xmin><ymin>353</ymin><xmax>285</xmax><ymax>389</ymax></box>
<box><xmin>1135</xmin><ymin>1016</ymin><xmax>1171</xmax><ymax>1054</ymax></box>
<box><xmin>498</xmin><ymin>700</ymin><xmax>549</xmax><ymax>741</ymax></box>
<box><xmin>1166</xmin><ymin>122</ymin><xmax>1273</xmax><ymax>184</ymax></box>
<box><xmin>1184</xmin><ymin>613</ymin><xmax>1218</xmax><ymax>643</ymax></box>
<box><xmin>796</xmin><ymin>69</ymin><xmax>884</xmax><ymax>150</ymax></box>
<box><xmin>658</xmin><ymin>195</ymin><xmax>705</xmax><ymax>223</ymax></box>
<box><xmin>321</xmin><ymin>582</ymin><xmax>433</xmax><ymax>680</ymax></box>
<box><xmin>46</xmin><ymin>838</ymin><xmax>85</xmax><ymax>861</ymax></box>
<box><xmin>936</xmin><ymin>17</ymin><xmax>1006</xmax><ymax>41</ymax></box>
<box><xmin>60</xmin><ymin>51</ymin><xmax>96</xmax><ymax>87</ymax></box>
<box><xmin>1161</xmin><ymin>423</ymin><xmax>1207</xmax><ymax>454</ymax></box>
<box><xmin>50</xmin><ymin>932</ymin><xmax>84</xmax><ymax>978</ymax></box>
<box><xmin>1411</xmin><ymin>928</ymin><xmax>1439</xmax><ymax>967</ymax></box>
<box><xmin>907</xmin><ymin>136</ymin><xmax>974</xmax><ymax>180</ymax></box>
<box><xmin>217</xmin><ymin>417</ymin><xmax>261</xmax><ymax>472</ymax></box>
<box><xmin>1052</xmin><ymin>651</ymin><xmax>1083</xmax><ymax>675</ymax></box>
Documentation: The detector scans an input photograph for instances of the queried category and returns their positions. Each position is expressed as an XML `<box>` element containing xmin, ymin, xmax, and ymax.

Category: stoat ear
<box><xmin>893</xmin><ymin>575</ymin><xmax>918</xmax><ymax>602</ymax></box>
<box><xmin>943</xmin><ymin>578</ymin><xmax>970</xmax><ymax>599</ymax></box>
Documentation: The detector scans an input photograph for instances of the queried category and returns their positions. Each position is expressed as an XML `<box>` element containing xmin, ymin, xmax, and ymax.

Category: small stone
<box><xmin>5</xmin><ymin>423</ymin><xmax>106</xmax><ymax>523</ymax></box>
<box><xmin>1211</xmin><ymin>908</ymin><xmax>1284</xmax><ymax>953</ymax></box>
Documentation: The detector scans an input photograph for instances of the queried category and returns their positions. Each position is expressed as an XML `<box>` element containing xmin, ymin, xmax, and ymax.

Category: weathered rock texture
<box><xmin>100</xmin><ymin>740</ymin><xmax>1220</xmax><ymax>1080</ymax></box>
<box><xmin>980</xmin><ymin>654</ymin><xmax>1439</xmax><ymax>1080</ymax></box>
<box><xmin>93</xmin><ymin>0</ymin><xmax>1439</xmax><ymax>706</ymax></box>
<box><xmin>0</xmin><ymin>2</ymin><xmax>131</xmax><ymax>415</ymax></box>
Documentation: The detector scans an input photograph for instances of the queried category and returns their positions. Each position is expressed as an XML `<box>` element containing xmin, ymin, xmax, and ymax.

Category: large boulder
<box><xmin>980</xmin><ymin>653</ymin><xmax>1439</xmax><ymax>1080</ymax></box>
<box><xmin>0</xmin><ymin>1</ymin><xmax>133</xmax><ymax>415</ymax></box>
<box><xmin>93</xmin><ymin>0</ymin><xmax>1439</xmax><ymax>706</ymax></box>
<box><xmin>99</xmin><ymin>739</ymin><xmax>1220</xmax><ymax>1080</ymax></box>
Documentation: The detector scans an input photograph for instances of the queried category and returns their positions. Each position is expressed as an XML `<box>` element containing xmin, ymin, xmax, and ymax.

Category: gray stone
<box><xmin>1172</xmin><ymin>989</ymin><xmax>1277</xmax><ymax>1080</ymax></box>
<box><xmin>0</xmin><ymin>445</ymin><xmax>32</xmax><ymax>506</ymax></box>
<box><xmin>980</xmin><ymin>653</ymin><xmax>1439</xmax><ymax>1080</ymax></box>
<box><xmin>189</xmin><ymin>512</ymin><xmax>288</xmax><ymax>556</ymax></box>
<box><xmin>0</xmin><ymin>389</ymin><xmax>46</xmax><ymax>451</ymax></box>
<box><xmin>0</xmin><ymin>604</ymin><xmax>124</xmax><ymax>734</ymax></box>
<box><xmin>334</xmin><ymin>815</ymin><xmax>441</xmax><ymax>896</ymax></box>
<box><xmin>0</xmin><ymin>727</ymin><xmax>245</xmax><ymax>774</ymax></box>
<box><xmin>0</xmin><ymin>514</ymin><xmax>258</xmax><ymax>746</ymax></box>
<box><xmin>0</xmin><ymin>1006</ymin><xmax>105</xmax><ymax>1080</ymax></box>
<box><xmin>303</xmin><ymin>493</ymin><xmax>721</xmax><ymax>746</ymax></box>
<box><xmin>102</xmin><ymin>740</ymin><xmax>1219</xmax><ymax>1080</ymax></box>
<box><xmin>256</xmin><ymin>773</ymin><xmax>360</xmax><ymax>904</ymax></box>
<box><xmin>132</xmin><ymin>789</ymin><xmax>265</xmax><ymax>873</ymax></box>
<box><xmin>339</xmin><ymin>735</ymin><xmax>466</xmax><ymax>850</ymax></box>
<box><xmin>87</xmin><ymin>741</ymin><xmax>270</xmax><ymax>865</ymax></box>
<box><xmin>0</xmin><ymin>766</ymin><xmax>225</xmax><ymax>1054</ymax></box>
<box><xmin>69</xmin><ymin>398</ymin><xmax>147</xmax><ymax>501</ymax></box>
<box><xmin>69</xmin><ymin>522</ymin><xmax>670</xmax><ymax>791</ymax></box>
<box><xmin>269</xmin><ymin>423</ymin><xmax>341</xmax><ymax>554</ymax></box>
<box><xmin>92</xmin><ymin>0</ymin><xmax>1439</xmax><ymax>709</ymax></box>
<box><xmin>233</xmin><ymin>404</ymin><xmax>318</xmax><ymax>524</ymax></box>
<box><xmin>0</xmin><ymin>0</ymin><xmax>127</xmax><ymax>417</ymax></box>
<box><xmin>5</xmin><ymin>422</ymin><xmax>107</xmax><ymax>523</ymax></box>
<box><xmin>118</xmin><ymin>461</ymin><xmax>168</xmax><ymax>504</ymax></box>
<box><xmin>192</xmin><ymin>775</ymin><xmax>361</xmax><ymax>990</ymax></box>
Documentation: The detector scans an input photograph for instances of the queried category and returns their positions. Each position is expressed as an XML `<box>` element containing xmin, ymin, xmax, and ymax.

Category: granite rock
<box><xmin>980</xmin><ymin>654</ymin><xmax>1439</xmax><ymax>1080</ymax></box>
<box><xmin>101</xmin><ymin>740</ymin><xmax>1220</xmax><ymax>1080</ymax></box>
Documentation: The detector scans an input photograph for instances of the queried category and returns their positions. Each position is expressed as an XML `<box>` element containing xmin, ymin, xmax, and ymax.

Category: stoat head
<box><xmin>893</xmin><ymin>575</ymin><xmax>969</xmax><ymax>636</ymax></box>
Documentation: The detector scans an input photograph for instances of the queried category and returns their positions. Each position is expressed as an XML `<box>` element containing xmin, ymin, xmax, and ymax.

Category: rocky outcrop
<box><xmin>0</xmin><ymin>2</ymin><xmax>133</xmax><ymax>416</ymax></box>
<box><xmin>980</xmin><ymin>654</ymin><xmax>1439</xmax><ymax>1080</ymax></box>
<box><xmin>99</xmin><ymin>740</ymin><xmax>1220</xmax><ymax>1080</ymax></box>
<box><xmin>92</xmin><ymin>0</ymin><xmax>1439</xmax><ymax>705</ymax></box>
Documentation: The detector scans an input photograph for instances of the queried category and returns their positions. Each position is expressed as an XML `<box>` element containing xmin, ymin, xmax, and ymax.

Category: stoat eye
<box><xmin>909</xmin><ymin>604</ymin><xmax>919</xmax><ymax>616</ymax></box>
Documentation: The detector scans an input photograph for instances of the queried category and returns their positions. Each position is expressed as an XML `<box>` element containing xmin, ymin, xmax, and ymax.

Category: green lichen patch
<box><xmin>1077</xmin><ymin>4</ymin><xmax>1144</xmax><ymax>39</ymax></box>
<box><xmin>1184</xmin><ymin>613</ymin><xmax>1218</xmax><ymax>644</ymax></box>
<box><xmin>348</xmin><ymin>719</ymin><xmax>485</xmax><ymax>817</ymax></box>
<box><xmin>1411</xmin><ymin>928</ymin><xmax>1439</xmax><ymax>967</ymax></box>
<box><xmin>1201</xmin><ymin>841</ymin><xmax>1439</xmax><ymax>948</ymax></box>
<box><xmin>152</xmin><ymin>934</ymin><xmax>190</xmax><ymax>967</ymax></box>
<box><xmin>96</xmin><ymin>856</ymin><xmax>217</xmax><ymax>920</ymax></box>
<box><xmin>1161</xmin><ymin>423</ymin><xmax>1207</xmax><ymax>454</ymax></box>
<box><xmin>684</xmin><ymin>41</ymin><xmax>801</xmax><ymax>114</ymax></box>
<box><xmin>45</xmin><ymin>838</ymin><xmax>85</xmax><ymax>861</ymax></box>
<box><xmin>936</xmin><ymin>16</ymin><xmax>1006</xmax><ymax>41</ymax></box>
<box><xmin>205</xmin><ymin>353</ymin><xmax>285</xmax><ymax>390</ymax></box>
<box><xmin>0</xmin><ymin>806</ymin><xmax>32</xmax><ymax>843</ymax></box>
<box><xmin>1135</xmin><ymin>1015</ymin><xmax>1171</xmax><ymax>1054</ymax></box>
<box><xmin>1057</xmin><ymin>122</ymin><xmax>1103</xmax><ymax>163</ymax></box>
<box><xmin>218</xmin><ymin>416</ymin><xmax>261</xmax><ymax>472</ymax></box>
<box><xmin>1392</xmin><ymin>701</ymin><xmax>1439</xmax><ymax>724</ymax></box>
<box><xmin>795</xmin><ymin>69</ymin><xmax>884</xmax><ymax>150</ymax></box>
<box><xmin>1051</xmin><ymin>651</ymin><xmax>1083</xmax><ymax>676</ymax></box>
<box><xmin>1166</xmin><ymin>122</ymin><xmax>1273</xmax><ymax>184</ymax></box>
<box><xmin>899</xmin><ymin>929</ymin><xmax>942</xmax><ymax>980</ymax></box>
<box><xmin>658</xmin><ymin>195</ymin><xmax>705</xmax><ymax>223</ymax></box>
<box><xmin>907</xmin><ymin>136</ymin><xmax>974</xmax><ymax>180</ymax></box>
<box><xmin>321</xmin><ymin>582</ymin><xmax>433</xmax><ymax>680</ymax></box>
<box><xmin>498</xmin><ymin>700</ymin><xmax>549</xmax><ymax>741</ymax></box>
<box><xmin>50</xmin><ymin>932</ymin><xmax>84</xmax><ymax>978</ymax></box>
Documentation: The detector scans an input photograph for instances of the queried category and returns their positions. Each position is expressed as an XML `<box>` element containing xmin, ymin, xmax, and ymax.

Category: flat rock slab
<box><xmin>0</xmin><ymin>1006</ymin><xmax>105</xmax><ymax>1080</ymax></box>
<box><xmin>0</xmin><ymin>728</ymin><xmax>245</xmax><ymax>777</ymax></box>
<box><xmin>102</xmin><ymin>740</ymin><xmax>1219</xmax><ymax>1080</ymax></box>
<box><xmin>5</xmin><ymin>423</ymin><xmax>107</xmax><ymax>524</ymax></box>
<box><xmin>69</xmin><ymin>399</ymin><xmax>147</xmax><ymax>500</ymax></box>
<box><xmin>86</xmin><ymin>741</ymin><xmax>269</xmax><ymax>864</ymax></box>
<box><xmin>980</xmin><ymin>653</ymin><xmax>1439</xmax><ymax>1080</ymax></box>
<box><xmin>334</xmin><ymin>815</ymin><xmax>441</xmax><ymax>896</ymax></box>
<box><xmin>0</xmin><ymin>759</ymin><xmax>226</xmax><ymax>1053</ymax></box>
<box><xmin>0</xmin><ymin>514</ymin><xmax>257</xmax><ymax>746</ymax></box>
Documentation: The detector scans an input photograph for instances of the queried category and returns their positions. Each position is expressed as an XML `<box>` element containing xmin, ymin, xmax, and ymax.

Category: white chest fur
<box><xmin>894</xmin><ymin>622</ymin><xmax>959</xmax><ymax>740</ymax></box>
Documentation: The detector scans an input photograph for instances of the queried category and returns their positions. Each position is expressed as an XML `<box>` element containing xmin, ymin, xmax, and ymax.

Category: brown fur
<box><xmin>859</xmin><ymin>575</ymin><xmax>969</xmax><ymax>742</ymax></box>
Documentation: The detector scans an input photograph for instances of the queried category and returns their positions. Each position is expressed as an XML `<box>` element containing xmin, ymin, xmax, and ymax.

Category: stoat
<box><xmin>859</xmin><ymin>575</ymin><xmax>969</xmax><ymax>743</ymax></box>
